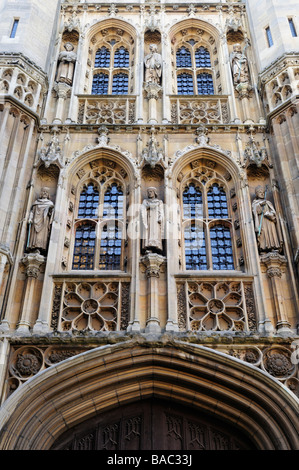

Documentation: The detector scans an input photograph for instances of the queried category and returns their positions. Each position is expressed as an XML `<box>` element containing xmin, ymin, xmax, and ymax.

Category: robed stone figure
<box><xmin>144</xmin><ymin>44</ymin><xmax>162</xmax><ymax>85</ymax></box>
<box><xmin>230</xmin><ymin>43</ymin><xmax>249</xmax><ymax>85</ymax></box>
<box><xmin>27</xmin><ymin>188</ymin><xmax>54</xmax><ymax>253</ymax></box>
<box><xmin>141</xmin><ymin>187</ymin><xmax>164</xmax><ymax>253</ymax></box>
<box><xmin>56</xmin><ymin>42</ymin><xmax>77</xmax><ymax>86</ymax></box>
<box><xmin>252</xmin><ymin>186</ymin><xmax>283</xmax><ymax>253</ymax></box>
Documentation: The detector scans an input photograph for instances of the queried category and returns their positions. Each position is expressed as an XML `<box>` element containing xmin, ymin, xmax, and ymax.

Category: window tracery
<box><xmin>89</xmin><ymin>29</ymin><xmax>133</xmax><ymax>96</ymax></box>
<box><xmin>70</xmin><ymin>161</ymin><xmax>127</xmax><ymax>272</ymax></box>
<box><xmin>175</xmin><ymin>38</ymin><xmax>214</xmax><ymax>95</ymax></box>
<box><xmin>179</xmin><ymin>163</ymin><xmax>238</xmax><ymax>272</ymax></box>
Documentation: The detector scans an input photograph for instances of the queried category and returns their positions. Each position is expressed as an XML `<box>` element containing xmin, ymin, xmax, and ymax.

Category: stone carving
<box><xmin>140</xmin><ymin>127</ymin><xmax>165</xmax><ymax>168</ymax></box>
<box><xmin>59</xmin><ymin>281</ymin><xmax>130</xmax><ymax>333</ymax></box>
<box><xmin>252</xmin><ymin>186</ymin><xmax>283</xmax><ymax>253</ymax></box>
<box><xmin>27</xmin><ymin>188</ymin><xmax>54</xmax><ymax>253</ymax></box>
<box><xmin>262</xmin><ymin>347</ymin><xmax>295</xmax><ymax>379</ymax></box>
<box><xmin>230</xmin><ymin>43</ymin><xmax>249</xmax><ymax>85</ymax></box>
<box><xmin>141</xmin><ymin>187</ymin><xmax>164</xmax><ymax>253</ymax></box>
<box><xmin>174</xmin><ymin>99</ymin><xmax>229</xmax><ymax>125</ymax></box>
<box><xmin>186</xmin><ymin>280</ymin><xmax>254</xmax><ymax>332</ymax></box>
<box><xmin>38</xmin><ymin>132</ymin><xmax>64</xmax><ymax>168</ymax></box>
<box><xmin>243</xmin><ymin>137</ymin><xmax>269</xmax><ymax>168</ymax></box>
<box><xmin>56</xmin><ymin>42</ymin><xmax>77</xmax><ymax>86</ymax></box>
<box><xmin>144</xmin><ymin>44</ymin><xmax>162</xmax><ymax>84</ymax></box>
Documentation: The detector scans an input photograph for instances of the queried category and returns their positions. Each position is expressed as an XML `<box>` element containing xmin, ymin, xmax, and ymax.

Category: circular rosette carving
<box><xmin>262</xmin><ymin>347</ymin><xmax>295</xmax><ymax>379</ymax></box>
<box><xmin>187</xmin><ymin>281</ymin><xmax>246</xmax><ymax>331</ymax></box>
<box><xmin>10</xmin><ymin>347</ymin><xmax>43</xmax><ymax>379</ymax></box>
<box><xmin>61</xmin><ymin>282</ymin><xmax>119</xmax><ymax>332</ymax></box>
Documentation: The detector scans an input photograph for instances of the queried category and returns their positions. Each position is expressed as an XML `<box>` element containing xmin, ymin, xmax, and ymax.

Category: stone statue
<box><xmin>252</xmin><ymin>186</ymin><xmax>283</xmax><ymax>253</ymax></box>
<box><xmin>56</xmin><ymin>42</ymin><xmax>77</xmax><ymax>86</ymax></box>
<box><xmin>144</xmin><ymin>44</ymin><xmax>162</xmax><ymax>85</ymax></box>
<box><xmin>230</xmin><ymin>43</ymin><xmax>249</xmax><ymax>85</ymax></box>
<box><xmin>27</xmin><ymin>188</ymin><xmax>54</xmax><ymax>252</ymax></box>
<box><xmin>141</xmin><ymin>187</ymin><xmax>164</xmax><ymax>253</ymax></box>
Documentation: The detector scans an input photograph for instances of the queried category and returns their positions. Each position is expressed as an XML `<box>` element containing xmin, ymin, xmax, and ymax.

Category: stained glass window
<box><xmin>99</xmin><ymin>223</ymin><xmax>122</xmax><ymax>270</ymax></box>
<box><xmin>78</xmin><ymin>183</ymin><xmax>99</xmax><ymax>219</ymax></box>
<box><xmin>112</xmin><ymin>73</ymin><xmax>129</xmax><ymax>94</ymax></box>
<box><xmin>185</xmin><ymin>223</ymin><xmax>207</xmax><ymax>270</ymax></box>
<box><xmin>197</xmin><ymin>73</ymin><xmax>214</xmax><ymax>95</ymax></box>
<box><xmin>94</xmin><ymin>47</ymin><xmax>110</xmax><ymax>68</ymax></box>
<box><xmin>183</xmin><ymin>183</ymin><xmax>203</xmax><ymax>219</ymax></box>
<box><xmin>207</xmin><ymin>184</ymin><xmax>228</xmax><ymax>218</ymax></box>
<box><xmin>176</xmin><ymin>47</ymin><xmax>192</xmax><ymax>68</ymax></box>
<box><xmin>103</xmin><ymin>183</ymin><xmax>124</xmax><ymax>219</ymax></box>
<box><xmin>72</xmin><ymin>224</ymin><xmax>96</xmax><ymax>270</ymax></box>
<box><xmin>114</xmin><ymin>47</ymin><xmax>130</xmax><ymax>67</ymax></box>
<box><xmin>210</xmin><ymin>225</ymin><xmax>234</xmax><ymax>270</ymax></box>
<box><xmin>177</xmin><ymin>73</ymin><xmax>194</xmax><ymax>95</ymax></box>
<box><xmin>91</xmin><ymin>73</ymin><xmax>109</xmax><ymax>95</ymax></box>
<box><xmin>195</xmin><ymin>47</ymin><xmax>211</xmax><ymax>68</ymax></box>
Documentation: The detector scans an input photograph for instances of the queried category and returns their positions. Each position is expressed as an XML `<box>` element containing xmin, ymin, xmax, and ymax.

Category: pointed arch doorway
<box><xmin>51</xmin><ymin>398</ymin><xmax>255</xmax><ymax>450</ymax></box>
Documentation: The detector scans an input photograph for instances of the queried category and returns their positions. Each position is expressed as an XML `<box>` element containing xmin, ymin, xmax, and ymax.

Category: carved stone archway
<box><xmin>0</xmin><ymin>339</ymin><xmax>298</xmax><ymax>450</ymax></box>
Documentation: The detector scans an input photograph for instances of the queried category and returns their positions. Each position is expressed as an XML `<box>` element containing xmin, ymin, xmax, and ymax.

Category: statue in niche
<box><xmin>144</xmin><ymin>44</ymin><xmax>162</xmax><ymax>85</ymax></box>
<box><xmin>141</xmin><ymin>187</ymin><xmax>164</xmax><ymax>253</ymax></box>
<box><xmin>27</xmin><ymin>188</ymin><xmax>54</xmax><ymax>253</ymax></box>
<box><xmin>56</xmin><ymin>42</ymin><xmax>77</xmax><ymax>86</ymax></box>
<box><xmin>252</xmin><ymin>186</ymin><xmax>283</xmax><ymax>253</ymax></box>
<box><xmin>230</xmin><ymin>43</ymin><xmax>249</xmax><ymax>85</ymax></box>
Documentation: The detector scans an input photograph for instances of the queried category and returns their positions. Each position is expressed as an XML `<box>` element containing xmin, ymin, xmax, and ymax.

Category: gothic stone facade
<box><xmin>0</xmin><ymin>0</ymin><xmax>298</xmax><ymax>450</ymax></box>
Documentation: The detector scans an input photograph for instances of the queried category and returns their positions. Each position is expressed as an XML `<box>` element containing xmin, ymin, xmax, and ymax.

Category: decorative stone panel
<box><xmin>77</xmin><ymin>96</ymin><xmax>136</xmax><ymax>124</ymax></box>
<box><xmin>170</xmin><ymin>96</ymin><xmax>230</xmax><ymax>125</ymax></box>
<box><xmin>177</xmin><ymin>279</ymin><xmax>257</xmax><ymax>332</ymax></box>
<box><xmin>51</xmin><ymin>280</ymin><xmax>131</xmax><ymax>333</ymax></box>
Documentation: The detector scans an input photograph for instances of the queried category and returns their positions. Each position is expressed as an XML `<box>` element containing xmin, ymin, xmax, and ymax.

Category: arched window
<box><xmin>94</xmin><ymin>47</ymin><xmax>110</xmax><ymax>68</ymax></box>
<box><xmin>195</xmin><ymin>47</ymin><xmax>211</xmax><ymax>68</ymax></box>
<box><xmin>176</xmin><ymin>40</ymin><xmax>214</xmax><ymax>95</ymax></box>
<box><xmin>72</xmin><ymin>223</ymin><xmax>96</xmax><ymax>270</ymax></box>
<box><xmin>71</xmin><ymin>174</ymin><xmax>125</xmax><ymax>271</ymax></box>
<box><xmin>176</xmin><ymin>47</ymin><xmax>192</xmax><ymax>68</ymax></box>
<box><xmin>182</xmin><ymin>179</ymin><xmax>234</xmax><ymax>271</ymax></box>
<box><xmin>177</xmin><ymin>73</ymin><xmax>194</xmax><ymax>95</ymax></box>
<box><xmin>99</xmin><ymin>223</ymin><xmax>122</xmax><ymax>270</ymax></box>
<box><xmin>114</xmin><ymin>47</ymin><xmax>129</xmax><ymax>67</ymax></box>
<box><xmin>112</xmin><ymin>73</ymin><xmax>129</xmax><ymax>95</ymax></box>
<box><xmin>91</xmin><ymin>41</ymin><xmax>130</xmax><ymax>95</ymax></box>
<box><xmin>92</xmin><ymin>73</ymin><xmax>109</xmax><ymax>95</ymax></box>
<box><xmin>103</xmin><ymin>182</ymin><xmax>124</xmax><ymax>219</ymax></box>
<box><xmin>197</xmin><ymin>73</ymin><xmax>214</xmax><ymax>95</ymax></box>
<box><xmin>78</xmin><ymin>183</ymin><xmax>99</xmax><ymax>218</ymax></box>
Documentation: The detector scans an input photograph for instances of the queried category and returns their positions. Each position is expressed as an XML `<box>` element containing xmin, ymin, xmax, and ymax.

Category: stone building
<box><xmin>0</xmin><ymin>0</ymin><xmax>298</xmax><ymax>450</ymax></box>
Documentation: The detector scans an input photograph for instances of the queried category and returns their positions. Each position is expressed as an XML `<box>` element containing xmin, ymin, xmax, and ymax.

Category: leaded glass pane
<box><xmin>210</xmin><ymin>225</ymin><xmax>234</xmax><ymax>270</ymax></box>
<box><xmin>99</xmin><ymin>224</ymin><xmax>122</xmax><ymax>270</ymax></box>
<box><xmin>197</xmin><ymin>73</ymin><xmax>214</xmax><ymax>95</ymax></box>
<box><xmin>176</xmin><ymin>47</ymin><xmax>192</xmax><ymax>68</ymax></box>
<box><xmin>94</xmin><ymin>47</ymin><xmax>110</xmax><ymax>68</ymax></box>
<box><xmin>112</xmin><ymin>73</ymin><xmax>128</xmax><ymax>94</ymax></box>
<box><xmin>103</xmin><ymin>182</ymin><xmax>124</xmax><ymax>219</ymax></box>
<box><xmin>114</xmin><ymin>47</ymin><xmax>129</xmax><ymax>67</ymax></box>
<box><xmin>183</xmin><ymin>183</ymin><xmax>203</xmax><ymax>219</ymax></box>
<box><xmin>185</xmin><ymin>224</ymin><xmax>207</xmax><ymax>270</ymax></box>
<box><xmin>78</xmin><ymin>183</ymin><xmax>99</xmax><ymax>219</ymax></box>
<box><xmin>177</xmin><ymin>73</ymin><xmax>194</xmax><ymax>95</ymax></box>
<box><xmin>72</xmin><ymin>224</ymin><xmax>96</xmax><ymax>270</ymax></box>
<box><xmin>207</xmin><ymin>184</ymin><xmax>228</xmax><ymax>218</ymax></box>
<box><xmin>92</xmin><ymin>73</ymin><xmax>109</xmax><ymax>95</ymax></box>
<box><xmin>195</xmin><ymin>47</ymin><xmax>211</xmax><ymax>68</ymax></box>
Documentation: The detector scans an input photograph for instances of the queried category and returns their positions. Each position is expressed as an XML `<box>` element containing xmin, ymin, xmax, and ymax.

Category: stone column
<box><xmin>0</xmin><ymin>244</ymin><xmax>12</xmax><ymax>289</ymax></box>
<box><xmin>144</xmin><ymin>82</ymin><xmax>162</xmax><ymax>124</ymax></box>
<box><xmin>260</xmin><ymin>252</ymin><xmax>292</xmax><ymax>333</ymax></box>
<box><xmin>53</xmin><ymin>82</ymin><xmax>71</xmax><ymax>124</ymax></box>
<box><xmin>16</xmin><ymin>252</ymin><xmax>45</xmax><ymax>333</ymax></box>
<box><xmin>141</xmin><ymin>252</ymin><xmax>165</xmax><ymax>333</ymax></box>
